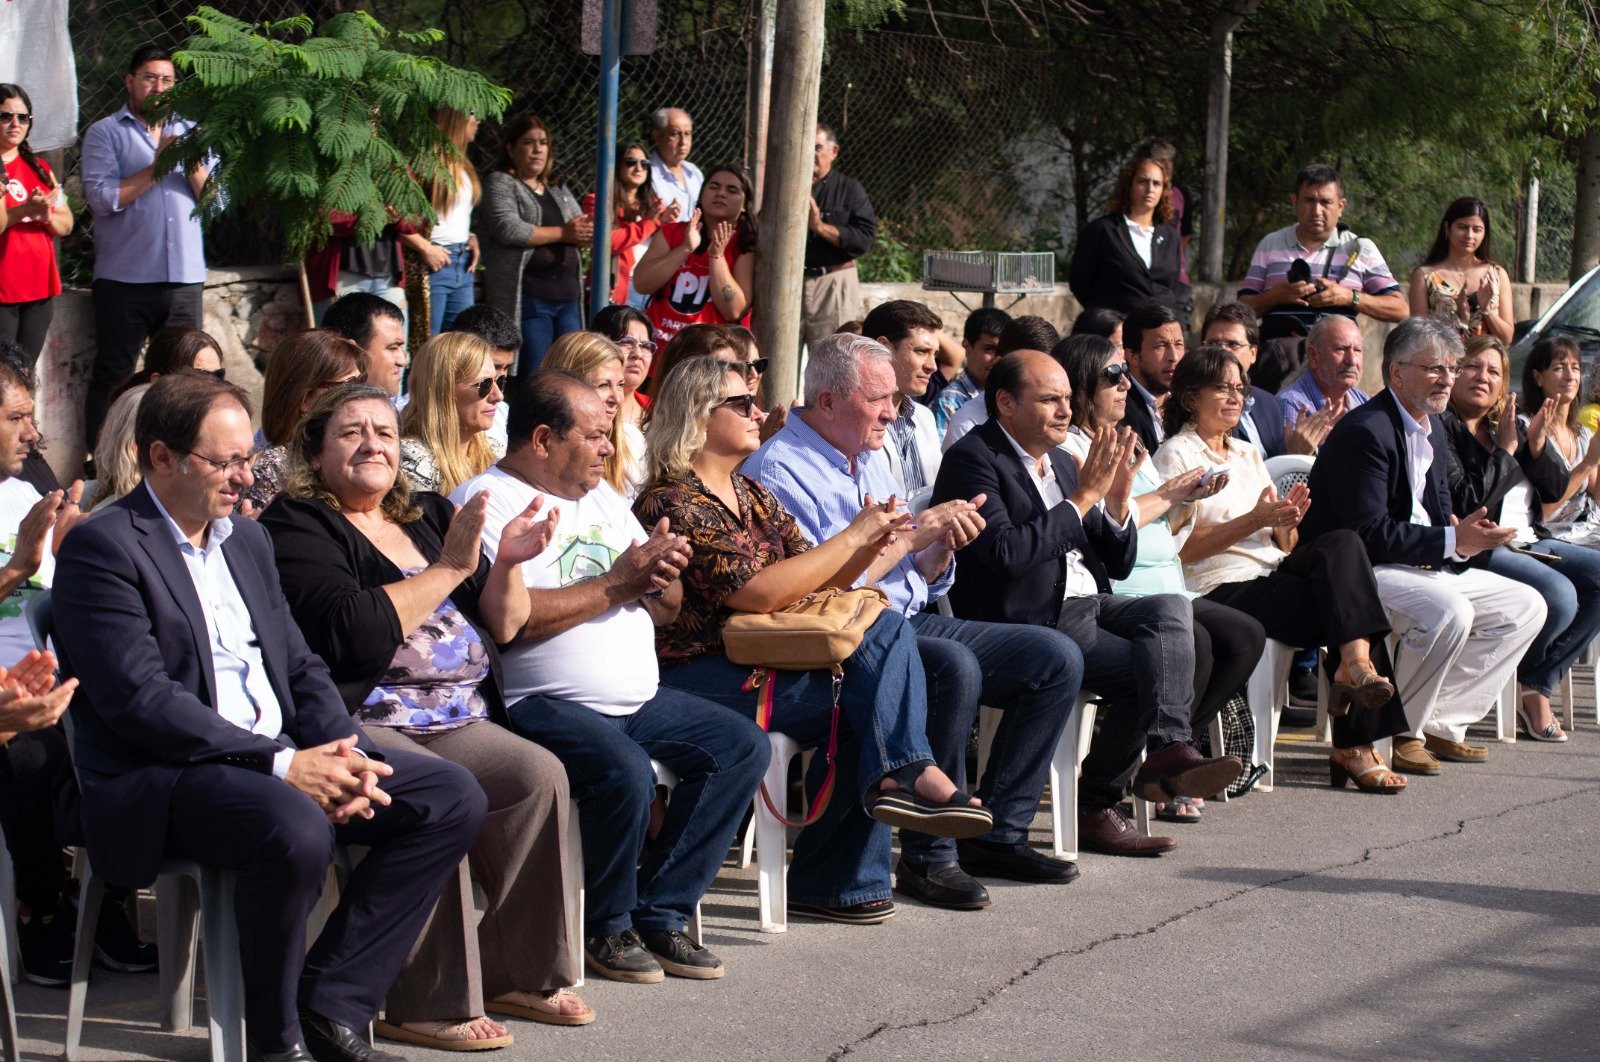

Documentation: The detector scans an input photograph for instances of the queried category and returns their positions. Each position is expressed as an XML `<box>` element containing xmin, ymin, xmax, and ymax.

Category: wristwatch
<box><xmin>1351</xmin><ymin>289</ymin><xmax>1362</xmax><ymax>312</ymax></box>
<box><xmin>642</xmin><ymin>587</ymin><xmax>666</xmax><ymax>600</ymax></box>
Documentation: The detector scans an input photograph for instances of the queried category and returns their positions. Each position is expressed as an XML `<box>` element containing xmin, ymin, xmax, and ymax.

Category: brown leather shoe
<box><xmin>1078</xmin><ymin>807</ymin><xmax>1176</xmax><ymax>857</ymax></box>
<box><xmin>1133</xmin><ymin>740</ymin><xmax>1244</xmax><ymax>802</ymax></box>
<box><xmin>1390</xmin><ymin>737</ymin><xmax>1442</xmax><ymax>776</ymax></box>
<box><xmin>1423</xmin><ymin>734</ymin><xmax>1489</xmax><ymax>762</ymax></box>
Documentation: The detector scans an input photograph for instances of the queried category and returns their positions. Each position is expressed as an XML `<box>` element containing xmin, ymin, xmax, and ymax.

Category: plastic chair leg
<box><xmin>63</xmin><ymin>864</ymin><xmax>106</xmax><ymax>1061</ymax></box>
<box><xmin>563</xmin><ymin>801</ymin><xmax>585</xmax><ymax>988</ymax></box>
<box><xmin>1498</xmin><ymin>679</ymin><xmax>1519</xmax><ymax>744</ymax></box>
<box><xmin>1560</xmin><ymin>671</ymin><xmax>1576</xmax><ymax>732</ymax></box>
<box><xmin>975</xmin><ymin>706</ymin><xmax>1001</xmax><ymax>784</ymax></box>
<box><xmin>197</xmin><ymin>869</ymin><xmax>246</xmax><ymax>1062</ymax></box>
<box><xmin>0</xmin><ymin>845</ymin><xmax>19</xmax><ymax>1062</ymax></box>
<box><xmin>753</xmin><ymin>734</ymin><xmax>796</xmax><ymax>934</ymax></box>
<box><xmin>1050</xmin><ymin>697</ymin><xmax>1096</xmax><ymax>860</ymax></box>
<box><xmin>156</xmin><ymin>871</ymin><xmax>201</xmax><ymax>1033</ymax></box>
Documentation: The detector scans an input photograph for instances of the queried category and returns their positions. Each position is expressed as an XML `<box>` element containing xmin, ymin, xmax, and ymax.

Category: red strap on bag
<box><xmin>745</xmin><ymin>666</ymin><xmax>841</xmax><ymax>829</ymax></box>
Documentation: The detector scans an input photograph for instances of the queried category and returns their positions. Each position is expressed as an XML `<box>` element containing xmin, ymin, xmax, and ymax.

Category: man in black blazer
<box><xmin>1300</xmin><ymin>317</ymin><xmax>1544</xmax><ymax>772</ymax></box>
<box><xmin>1119</xmin><ymin>302</ymin><xmax>1185</xmax><ymax>454</ymax></box>
<box><xmin>934</xmin><ymin>352</ymin><xmax>1242</xmax><ymax>858</ymax></box>
<box><xmin>53</xmin><ymin>374</ymin><xmax>484</xmax><ymax>1062</ymax></box>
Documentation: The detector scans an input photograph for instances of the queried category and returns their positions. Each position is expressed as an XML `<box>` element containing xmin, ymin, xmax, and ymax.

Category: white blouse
<box><xmin>1151</xmin><ymin>425</ymin><xmax>1287</xmax><ymax>596</ymax></box>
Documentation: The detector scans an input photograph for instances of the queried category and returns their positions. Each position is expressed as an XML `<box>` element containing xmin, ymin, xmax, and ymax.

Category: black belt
<box><xmin>803</xmin><ymin>261</ymin><xmax>856</xmax><ymax>278</ymax></box>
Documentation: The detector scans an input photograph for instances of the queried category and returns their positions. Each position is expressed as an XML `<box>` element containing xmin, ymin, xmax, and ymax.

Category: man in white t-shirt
<box><xmin>452</xmin><ymin>371</ymin><xmax>765</xmax><ymax>986</ymax></box>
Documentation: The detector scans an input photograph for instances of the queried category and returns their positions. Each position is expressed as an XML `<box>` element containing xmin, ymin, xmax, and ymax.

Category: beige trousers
<box><xmin>364</xmin><ymin>721</ymin><xmax>576</xmax><ymax>1021</ymax></box>
<box><xmin>801</xmin><ymin>265</ymin><xmax>861</xmax><ymax>346</ymax></box>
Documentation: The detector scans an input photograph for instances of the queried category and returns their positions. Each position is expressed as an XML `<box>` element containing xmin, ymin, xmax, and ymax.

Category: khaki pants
<box><xmin>364</xmin><ymin>720</ymin><xmax>577</xmax><ymax>1021</ymax></box>
<box><xmin>801</xmin><ymin>265</ymin><xmax>861</xmax><ymax>346</ymax></box>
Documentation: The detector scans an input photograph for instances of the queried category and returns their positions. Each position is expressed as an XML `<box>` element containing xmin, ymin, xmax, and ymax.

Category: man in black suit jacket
<box><xmin>1119</xmin><ymin>302</ymin><xmax>1185</xmax><ymax>454</ymax></box>
<box><xmin>1300</xmin><ymin>317</ymin><xmax>1544</xmax><ymax>772</ymax></box>
<box><xmin>935</xmin><ymin>352</ymin><xmax>1241</xmax><ymax>858</ymax></box>
<box><xmin>53</xmin><ymin>374</ymin><xmax>484</xmax><ymax>1062</ymax></box>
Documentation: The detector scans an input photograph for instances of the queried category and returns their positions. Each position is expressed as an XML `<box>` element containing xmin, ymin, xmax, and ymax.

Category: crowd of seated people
<box><xmin>7</xmin><ymin>146</ymin><xmax>1600</xmax><ymax>1062</ymax></box>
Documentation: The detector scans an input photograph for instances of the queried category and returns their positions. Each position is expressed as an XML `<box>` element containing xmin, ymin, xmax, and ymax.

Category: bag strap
<box><xmin>744</xmin><ymin>666</ymin><xmax>842</xmax><ymax>829</ymax></box>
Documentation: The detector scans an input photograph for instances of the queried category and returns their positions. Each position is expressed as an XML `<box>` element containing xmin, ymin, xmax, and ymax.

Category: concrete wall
<box><xmin>35</xmin><ymin>271</ymin><xmax>1574</xmax><ymax>482</ymax></box>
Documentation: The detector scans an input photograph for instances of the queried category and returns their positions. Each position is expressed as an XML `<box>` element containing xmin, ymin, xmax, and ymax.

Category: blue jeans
<box><xmin>506</xmin><ymin>687</ymin><xmax>767</xmax><ymax>937</ymax></box>
<box><xmin>1484</xmin><ymin>540</ymin><xmax>1600</xmax><ymax>696</ymax></box>
<box><xmin>427</xmin><ymin>243</ymin><xmax>475</xmax><ymax>334</ymax></box>
<box><xmin>518</xmin><ymin>296</ymin><xmax>583</xmax><ymax>374</ymax></box>
<box><xmin>657</xmin><ymin>611</ymin><xmax>934</xmax><ymax>908</ymax></box>
<box><xmin>903</xmin><ymin>611</ymin><xmax>1082</xmax><ymax>865</ymax></box>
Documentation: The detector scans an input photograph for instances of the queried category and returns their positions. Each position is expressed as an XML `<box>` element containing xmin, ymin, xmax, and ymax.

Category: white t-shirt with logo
<box><xmin>0</xmin><ymin>477</ymin><xmax>51</xmax><ymax>665</ymax></box>
<box><xmin>452</xmin><ymin>466</ymin><xmax>658</xmax><ymax>715</ymax></box>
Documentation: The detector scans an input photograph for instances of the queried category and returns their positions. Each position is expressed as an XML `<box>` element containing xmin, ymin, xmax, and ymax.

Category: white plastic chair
<box><xmin>566</xmin><ymin>760</ymin><xmax>705</xmax><ymax>980</ymax></box>
<box><xmin>749</xmin><ymin>732</ymin><xmax>803</xmax><ymax>934</ymax></box>
<box><xmin>1263</xmin><ymin>454</ymin><xmax>1314</xmax><ymax>492</ymax></box>
<box><xmin>1226</xmin><ymin>639</ymin><xmax>1298</xmax><ymax>795</ymax></box>
<box><xmin>975</xmin><ymin>693</ymin><xmax>1109</xmax><ymax>859</ymax></box>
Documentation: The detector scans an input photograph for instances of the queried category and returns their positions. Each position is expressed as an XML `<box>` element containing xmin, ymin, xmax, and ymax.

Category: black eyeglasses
<box><xmin>1101</xmin><ymin>363</ymin><xmax>1131</xmax><ymax>385</ymax></box>
<box><xmin>179</xmin><ymin>450</ymin><xmax>252</xmax><ymax>475</ymax></box>
<box><xmin>474</xmin><ymin>374</ymin><xmax>508</xmax><ymax>398</ymax></box>
<box><xmin>0</xmin><ymin>113</ymin><xmax>31</xmax><ymax>125</ymax></box>
<box><xmin>715</xmin><ymin>393</ymin><xmax>759</xmax><ymax>418</ymax></box>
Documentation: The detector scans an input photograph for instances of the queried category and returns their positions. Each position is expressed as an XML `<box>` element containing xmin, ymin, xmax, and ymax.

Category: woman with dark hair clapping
<box><xmin>0</xmin><ymin>84</ymin><xmax>73</xmax><ymax>362</ymax></box>
<box><xmin>1409</xmin><ymin>197</ymin><xmax>1513</xmax><ymax>344</ymax></box>
<box><xmin>583</xmin><ymin>143</ymin><xmax>678</xmax><ymax>309</ymax></box>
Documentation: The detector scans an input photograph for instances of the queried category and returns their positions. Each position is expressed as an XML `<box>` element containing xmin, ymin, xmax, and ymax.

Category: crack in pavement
<box><xmin>826</xmin><ymin>783</ymin><xmax>1600</xmax><ymax>1060</ymax></box>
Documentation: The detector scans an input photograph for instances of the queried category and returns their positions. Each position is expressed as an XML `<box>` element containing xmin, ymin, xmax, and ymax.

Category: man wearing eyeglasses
<box><xmin>1301</xmin><ymin>316</ymin><xmax>1544</xmax><ymax>772</ymax></box>
<box><xmin>80</xmin><ymin>45</ymin><xmax>213</xmax><ymax>453</ymax></box>
<box><xmin>803</xmin><ymin>124</ymin><xmax>876</xmax><ymax>346</ymax></box>
<box><xmin>646</xmin><ymin>107</ymin><xmax>701</xmax><ymax>222</ymax></box>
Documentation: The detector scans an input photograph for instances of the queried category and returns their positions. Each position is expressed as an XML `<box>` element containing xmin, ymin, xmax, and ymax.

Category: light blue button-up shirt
<box><xmin>81</xmin><ymin>105</ymin><xmax>208</xmax><ymax>284</ymax></box>
<box><xmin>745</xmin><ymin>411</ymin><xmax>955</xmax><ymax>617</ymax></box>
<box><xmin>144</xmin><ymin>484</ymin><xmax>293</xmax><ymax>778</ymax></box>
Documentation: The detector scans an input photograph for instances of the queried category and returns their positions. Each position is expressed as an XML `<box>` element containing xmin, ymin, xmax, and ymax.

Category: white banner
<box><xmin>0</xmin><ymin>0</ymin><xmax>79</xmax><ymax>152</ymax></box>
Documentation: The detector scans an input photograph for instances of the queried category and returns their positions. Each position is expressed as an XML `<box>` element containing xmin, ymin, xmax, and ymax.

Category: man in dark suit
<box><xmin>1300</xmin><ymin>316</ymin><xmax>1544</xmax><ymax>773</ymax></box>
<box><xmin>53</xmin><ymin>373</ymin><xmax>485</xmax><ymax>1062</ymax></box>
<box><xmin>1119</xmin><ymin>302</ymin><xmax>1185</xmax><ymax>454</ymax></box>
<box><xmin>934</xmin><ymin>351</ymin><xmax>1242</xmax><ymax>858</ymax></box>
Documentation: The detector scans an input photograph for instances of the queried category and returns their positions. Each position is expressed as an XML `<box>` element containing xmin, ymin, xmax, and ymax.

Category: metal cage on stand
<box><xmin>921</xmin><ymin>250</ymin><xmax>1055</xmax><ymax>311</ymax></box>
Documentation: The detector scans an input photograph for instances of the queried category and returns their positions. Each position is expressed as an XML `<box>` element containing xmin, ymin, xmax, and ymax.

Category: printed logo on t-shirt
<box><xmin>554</xmin><ymin>526</ymin><xmax>620</xmax><ymax>585</ymax></box>
<box><xmin>0</xmin><ymin>533</ymin><xmax>43</xmax><ymax>620</ymax></box>
<box><xmin>667</xmin><ymin>269</ymin><xmax>713</xmax><ymax>315</ymax></box>
<box><xmin>3</xmin><ymin>178</ymin><xmax>25</xmax><ymax>205</ymax></box>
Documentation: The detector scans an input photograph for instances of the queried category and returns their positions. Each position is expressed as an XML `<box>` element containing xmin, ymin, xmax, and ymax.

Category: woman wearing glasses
<box><xmin>541</xmin><ymin>331</ymin><xmax>641</xmax><ymax>497</ymax></box>
<box><xmin>583</xmin><ymin>143</ymin><xmax>678</xmax><ymax>310</ymax></box>
<box><xmin>400</xmin><ymin>333</ymin><xmax>506</xmax><ymax>495</ymax></box>
<box><xmin>0</xmin><ymin>84</ymin><xmax>73</xmax><ymax>362</ymax></box>
<box><xmin>590</xmin><ymin>303</ymin><xmax>657</xmax><ymax>429</ymax></box>
<box><xmin>1152</xmin><ymin>345</ymin><xmax>1410</xmax><ymax>794</ymax></box>
<box><xmin>1056</xmin><ymin>334</ymin><xmax>1264</xmax><ymax>821</ymax></box>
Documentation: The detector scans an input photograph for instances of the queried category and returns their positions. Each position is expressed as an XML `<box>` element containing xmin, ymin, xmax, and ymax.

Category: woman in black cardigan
<box><xmin>1068</xmin><ymin>156</ymin><xmax>1182</xmax><ymax>317</ymax></box>
<box><xmin>260</xmin><ymin>383</ymin><xmax>593</xmax><ymax>1051</ymax></box>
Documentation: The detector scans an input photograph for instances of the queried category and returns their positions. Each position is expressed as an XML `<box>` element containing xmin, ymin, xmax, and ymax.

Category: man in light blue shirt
<box><xmin>747</xmin><ymin>334</ymin><xmax>1084</xmax><ymax>911</ymax></box>
<box><xmin>646</xmin><ymin>107</ymin><xmax>702</xmax><ymax>221</ymax></box>
<box><xmin>1277</xmin><ymin>314</ymin><xmax>1371</xmax><ymax>435</ymax></box>
<box><xmin>80</xmin><ymin>44</ymin><xmax>211</xmax><ymax>451</ymax></box>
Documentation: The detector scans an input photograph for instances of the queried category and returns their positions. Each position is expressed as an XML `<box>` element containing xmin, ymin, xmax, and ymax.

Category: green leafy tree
<box><xmin>151</xmin><ymin>6</ymin><xmax>511</xmax><ymax>314</ymax></box>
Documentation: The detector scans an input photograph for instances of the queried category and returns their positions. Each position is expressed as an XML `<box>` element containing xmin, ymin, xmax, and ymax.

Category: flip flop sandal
<box><xmin>866</xmin><ymin>786</ymin><xmax>993</xmax><ymax>839</ymax></box>
<box><xmin>790</xmin><ymin>898</ymin><xmax>897</xmax><ymax>925</ymax></box>
<box><xmin>374</xmin><ymin>1019</ymin><xmax>514</xmax><ymax>1052</ymax></box>
<box><xmin>486</xmin><ymin>989</ymin><xmax>596</xmax><ymax>1027</ymax></box>
<box><xmin>1154</xmin><ymin>796</ymin><xmax>1202</xmax><ymax>824</ymax></box>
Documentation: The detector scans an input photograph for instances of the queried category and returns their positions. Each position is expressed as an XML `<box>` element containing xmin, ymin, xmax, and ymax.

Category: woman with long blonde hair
<box><xmin>400</xmin><ymin>332</ymin><xmax>505</xmax><ymax>495</ymax></box>
<box><xmin>424</xmin><ymin>106</ymin><xmax>484</xmax><ymax>335</ymax></box>
<box><xmin>542</xmin><ymin>331</ymin><xmax>640</xmax><ymax>496</ymax></box>
<box><xmin>85</xmin><ymin>383</ymin><xmax>151</xmax><ymax>511</ymax></box>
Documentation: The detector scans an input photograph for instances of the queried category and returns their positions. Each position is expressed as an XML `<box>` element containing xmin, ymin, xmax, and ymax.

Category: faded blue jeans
<box><xmin>518</xmin><ymin>295</ymin><xmax>583</xmax><ymax>374</ymax></box>
<box><xmin>1485</xmin><ymin>539</ymin><xmax>1600</xmax><ymax>696</ymax></box>
<box><xmin>658</xmin><ymin>610</ymin><xmax>934</xmax><ymax>908</ymax></box>
<box><xmin>427</xmin><ymin>242</ymin><xmax>475</xmax><ymax>334</ymax></box>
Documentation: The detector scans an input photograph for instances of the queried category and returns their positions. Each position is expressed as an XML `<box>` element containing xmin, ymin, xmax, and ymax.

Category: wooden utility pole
<box><xmin>1199</xmin><ymin>0</ymin><xmax>1260</xmax><ymax>284</ymax></box>
<box><xmin>1572</xmin><ymin>99</ymin><xmax>1600</xmax><ymax>282</ymax></box>
<box><xmin>752</xmin><ymin>0</ymin><xmax>824</xmax><ymax>407</ymax></box>
<box><xmin>744</xmin><ymin>0</ymin><xmax>777</xmax><ymax>210</ymax></box>
<box><xmin>1517</xmin><ymin>172</ymin><xmax>1540</xmax><ymax>284</ymax></box>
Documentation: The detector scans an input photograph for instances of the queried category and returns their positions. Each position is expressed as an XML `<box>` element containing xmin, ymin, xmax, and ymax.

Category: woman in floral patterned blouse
<box><xmin>260</xmin><ymin>383</ymin><xmax>593</xmax><ymax>1049</ymax></box>
<box><xmin>633</xmin><ymin>358</ymin><xmax>992</xmax><ymax>925</ymax></box>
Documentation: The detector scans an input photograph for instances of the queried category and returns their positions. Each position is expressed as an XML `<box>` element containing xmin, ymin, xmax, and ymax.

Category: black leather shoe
<box><xmin>299</xmin><ymin>1009</ymin><xmax>404</xmax><ymax>1062</ymax></box>
<box><xmin>894</xmin><ymin>859</ymin><xmax>991</xmax><ymax>910</ymax></box>
<box><xmin>249</xmin><ymin>1044</ymin><xmax>315</xmax><ymax>1062</ymax></box>
<box><xmin>957</xmin><ymin>838</ymin><xmax>1080</xmax><ymax>883</ymax></box>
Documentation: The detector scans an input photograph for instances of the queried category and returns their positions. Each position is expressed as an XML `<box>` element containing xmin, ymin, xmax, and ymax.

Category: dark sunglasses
<box><xmin>716</xmin><ymin>393</ymin><xmax>759</xmax><ymax>418</ymax></box>
<box><xmin>0</xmin><ymin>113</ymin><xmax>32</xmax><ymax>125</ymax></box>
<box><xmin>474</xmin><ymin>374</ymin><xmax>508</xmax><ymax>398</ymax></box>
<box><xmin>1101</xmin><ymin>363</ymin><xmax>1131</xmax><ymax>385</ymax></box>
<box><xmin>744</xmin><ymin>357</ymin><xmax>769</xmax><ymax>377</ymax></box>
<box><xmin>621</xmin><ymin>157</ymin><xmax>649</xmax><ymax>169</ymax></box>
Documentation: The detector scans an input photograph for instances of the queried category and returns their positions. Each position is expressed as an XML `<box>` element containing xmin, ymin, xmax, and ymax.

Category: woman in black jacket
<box><xmin>260</xmin><ymin>383</ymin><xmax>593</xmax><ymax>1051</ymax></box>
<box><xmin>1068</xmin><ymin>156</ymin><xmax>1181</xmax><ymax>316</ymax></box>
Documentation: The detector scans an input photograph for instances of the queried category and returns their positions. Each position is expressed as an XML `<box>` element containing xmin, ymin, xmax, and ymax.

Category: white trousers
<box><xmin>1374</xmin><ymin>564</ymin><xmax>1546</xmax><ymax>742</ymax></box>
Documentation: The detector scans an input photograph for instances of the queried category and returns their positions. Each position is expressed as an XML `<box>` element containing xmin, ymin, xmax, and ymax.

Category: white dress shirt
<box><xmin>146</xmin><ymin>484</ymin><xmax>295</xmax><ymax>779</ymax></box>
<box><xmin>1129</xmin><ymin>375</ymin><xmax>1166</xmax><ymax>444</ymax></box>
<box><xmin>999</xmin><ymin>425</ymin><xmax>1117</xmax><ymax>599</ymax></box>
<box><xmin>1393</xmin><ymin>400</ymin><xmax>1460</xmax><ymax>560</ymax></box>
<box><xmin>1124</xmin><ymin>215</ymin><xmax>1155</xmax><ymax>269</ymax></box>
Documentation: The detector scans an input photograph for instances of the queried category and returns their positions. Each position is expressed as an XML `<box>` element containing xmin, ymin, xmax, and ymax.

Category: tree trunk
<box><xmin>298</xmin><ymin>261</ymin><xmax>316</xmax><ymax>328</ymax></box>
<box><xmin>744</xmin><ymin>0</ymin><xmax>778</xmax><ymax>211</ymax></box>
<box><xmin>752</xmin><ymin>0</ymin><xmax>825</xmax><ymax>408</ymax></box>
<box><xmin>1572</xmin><ymin>103</ymin><xmax>1600</xmax><ymax>282</ymax></box>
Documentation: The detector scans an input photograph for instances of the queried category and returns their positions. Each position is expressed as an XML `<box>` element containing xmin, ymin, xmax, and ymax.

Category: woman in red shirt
<box><xmin>582</xmin><ymin>142</ymin><xmax>677</xmax><ymax>309</ymax></box>
<box><xmin>0</xmin><ymin>85</ymin><xmax>73</xmax><ymax>362</ymax></box>
<box><xmin>632</xmin><ymin>165</ymin><xmax>757</xmax><ymax>350</ymax></box>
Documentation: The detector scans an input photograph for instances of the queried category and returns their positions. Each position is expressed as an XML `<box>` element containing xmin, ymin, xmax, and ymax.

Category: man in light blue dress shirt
<box><xmin>746</xmin><ymin>334</ymin><xmax>1084</xmax><ymax>912</ymax></box>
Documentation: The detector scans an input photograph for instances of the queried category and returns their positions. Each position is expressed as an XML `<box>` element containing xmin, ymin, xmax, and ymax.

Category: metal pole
<box><xmin>589</xmin><ymin>0</ymin><xmax>623</xmax><ymax>316</ymax></box>
<box><xmin>1199</xmin><ymin>1</ymin><xmax>1259</xmax><ymax>285</ymax></box>
<box><xmin>1519</xmin><ymin>175</ymin><xmax>1540</xmax><ymax>284</ymax></box>
<box><xmin>744</xmin><ymin>0</ymin><xmax>777</xmax><ymax>211</ymax></box>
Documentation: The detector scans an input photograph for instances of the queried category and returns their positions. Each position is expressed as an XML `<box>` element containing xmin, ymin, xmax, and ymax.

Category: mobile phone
<box><xmin>1506</xmin><ymin>543</ymin><xmax>1562</xmax><ymax>565</ymax></box>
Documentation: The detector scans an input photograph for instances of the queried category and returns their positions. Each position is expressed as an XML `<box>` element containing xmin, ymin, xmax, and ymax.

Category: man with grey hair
<box><xmin>647</xmin><ymin>107</ymin><xmax>701</xmax><ymax>220</ymax></box>
<box><xmin>1277</xmin><ymin>315</ymin><xmax>1370</xmax><ymax>449</ymax></box>
<box><xmin>747</xmin><ymin>333</ymin><xmax>1087</xmax><ymax>913</ymax></box>
<box><xmin>1301</xmin><ymin>316</ymin><xmax>1544</xmax><ymax>773</ymax></box>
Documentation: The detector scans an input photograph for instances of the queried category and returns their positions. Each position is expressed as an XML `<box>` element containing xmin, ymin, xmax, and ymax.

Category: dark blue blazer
<box><xmin>931</xmin><ymin>418</ymin><xmax>1137</xmax><ymax>628</ymax></box>
<box><xmin>53</xmin><ymin>483</ymin><xmax>368</xmax><ymax>887</ymax></box>
<box><xmin>1300</xmin><ymin>388</ymin><xmax>1477</xmax><ymax>571</ymax></box>
<box><xmin>1233</xmin><ymin>386</ymin><xmax>1287</xmax><ymax>459</ymax></box>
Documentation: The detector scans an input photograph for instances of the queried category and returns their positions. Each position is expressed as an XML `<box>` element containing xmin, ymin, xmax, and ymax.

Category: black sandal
<box><xmin>789</xmin><ymin>898</ymin><xmax>896</xmax><ymax>925</ymax></box>
<box><xmin>865</xmin><ymin>785</ymin><xmax>994</xmax><ymax>839</ymax></box>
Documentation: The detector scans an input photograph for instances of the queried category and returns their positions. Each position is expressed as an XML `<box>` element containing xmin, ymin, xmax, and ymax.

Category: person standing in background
<box><xmin>583</xmin><ymin>143</ymin><xmax>677</xmax><ymax>310</ymax></box>
<box><xmin>422</xmin><ymin>107</ymin><xmax>483</xmax><ymax>336</ymax></box>
<box><xmin>0</xmin><ymin>84</ymin><xmax>72</xmax><ymax>364</ymax></box>
<box><xmin>646</xmin><ymin>107</ymin><xmax>701</xmax><ymax>222</ymax></box>
<box><xmin>802</xmin><ymin>124</ymin><xmax>876</xmax><ymax>347</ymax></box>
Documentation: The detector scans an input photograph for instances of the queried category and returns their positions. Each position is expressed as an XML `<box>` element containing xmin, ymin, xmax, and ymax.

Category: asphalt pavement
<box><xmin>16</xmin><ymin>687</ymin><xmax>1600</xmax><ymax>1062</ymax></box>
